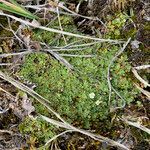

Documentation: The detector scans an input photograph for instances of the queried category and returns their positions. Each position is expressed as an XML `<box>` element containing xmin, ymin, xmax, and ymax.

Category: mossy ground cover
<box><xmin>18</xmin><ymin>14</ymin><xmax>139</xmax><ymax>146</ymax></box>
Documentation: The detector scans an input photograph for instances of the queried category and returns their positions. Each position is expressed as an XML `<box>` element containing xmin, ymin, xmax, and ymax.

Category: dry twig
<box><xmin>132</xmin><ymin>68</ymin><xmax>150</xmax><ymax>87</ymax></box>
<box><xmin>121</xmin><ymin>118</ymin><xmax>150</xmax><ymax>135</ymax></box>
<box><xmin>134</xmin><ymin>83</ymin><xmax>150</xmax><ymax>100</ymax></box>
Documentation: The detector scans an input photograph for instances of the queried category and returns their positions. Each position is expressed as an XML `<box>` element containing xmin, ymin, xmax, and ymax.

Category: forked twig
<box><xmin>56</xmin><ymin>6</ymin><xmax>67</xmax><ymax>44</ymax></box>
<box><xmin>134</xmin><ymin>65</ymin><xmax>150</xmax><ymax>70</ymax></box>
<box><xmin>132</xmin><ymin>68</ymin><xmax>150</xmax><ymax>87</ymax></box>
<box><xmin>134</xmin><ymin>83</ymin><xmax>150</xmax><ymax>100</ymax></box>
<box><xmin>45</xmin><ymin>130</ymin><xmax>74</xmax><ymax>146</ymax></box>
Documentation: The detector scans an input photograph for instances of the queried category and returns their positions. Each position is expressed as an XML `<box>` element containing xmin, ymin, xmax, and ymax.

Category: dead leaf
<box><xmin>22</xmin><ymin>93</ymin><xmax>35</xmax><ymax>115</ymax></box>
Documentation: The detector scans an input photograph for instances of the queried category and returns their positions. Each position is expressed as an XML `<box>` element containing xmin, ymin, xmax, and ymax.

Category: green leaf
<box><xmin>0</xmin><ymin>0</ymin><xmax>38</xmax><ymax>19</ymax></box>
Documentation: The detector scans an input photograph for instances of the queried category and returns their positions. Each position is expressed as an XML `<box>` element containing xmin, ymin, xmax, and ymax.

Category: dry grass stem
<box><xmin>0</xmin><ymin>12</ymin><xmax>124</xmax><ymax>43</ymax></box>
<box><xmin>134</xmin><ymin>65</ymin><xmax>150</xmax><ymax>70</ymax></box>
<box><xmin>122</xmin><ymin>118</ymin><xmax>150</xmax><ymax>135</ymax></box>
<box><xmin>132</xmin><ymin>68</ymin><xmax>150</xmax><ymax>87</ymax></box>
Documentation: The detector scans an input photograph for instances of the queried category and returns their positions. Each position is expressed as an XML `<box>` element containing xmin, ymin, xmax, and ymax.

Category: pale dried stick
<box><xmin>59</xmin><ymin>54</ymin><xmax>95</xmax><ymax>57</ymax></box>
<box><xmin>0</xmin><ymin>63</ymin><xmax>13</xmax><ymax>66</ymax></box>
<box><xmin>122</xmin><ymin>118</ymin><xmax>150</xmax><ymax>135</ymax></box>
<box><xmin>132</xmin><ymin>68</ymin><xmax>150</xmax><ymax>87</ymax></box>
<box><xmin>0</xmin><ymin>86</ymin><xmax>15</xmax><ymax>113</ymax></box>
<box><xmin>58</xmin><ymin>2</ymin><xmax>104</xmax><ymax>23</ymax></box>
<box><xmin>6</xmin><ymin>17</ymin><xmax>27</xmax><ymax>46</ymax></box>
<box><xmin>0</xmin><ymin>51</ymin><xmax>32</xmax><ymax>58</ymax></box>
<box><xmin>45</xmin><ymin>130</ymin><xmax>74</xmax><ymax>147</ymax></box>
<box><xmin>56</xmin><ymin>6</ymin><xmax>67</xmax><ymax>44</ymax></box>
<box><xmin>43</xmin><ymin>42</ymin><xmax>74</xmax><ymax>70</ymax></box>
<box><xmin>0</xmin><ymin>129</ymin><xmax>13</xmax><ymax>135</ymax></box>
<box><xmin>134</xmin><ymin>83</ymin><xmax>150</xmax><ymax>100</ymax></box>
<box><xmin>25</xmin><ymin>2</ymin><xmax>104</xmax><ymax>23</ymax></box>
<box><xmin>0</xmin><ymin>12</ymin><xmax>124</xmax><ymax>44</ymax></box>
<box><xmin>0</xmin><ymin>86</ymin><xmax>15</xmax><ymax>99</ymax></box>
<box><xmin>47</xmin><ymin>51</ymin><xmax>74</xmax><ymax>70</ymax></box>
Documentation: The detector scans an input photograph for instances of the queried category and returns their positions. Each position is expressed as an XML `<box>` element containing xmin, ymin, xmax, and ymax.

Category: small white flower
<box><xmin>95</xmin><ymin>100</ymin><xmax>102</xmax><ymax>106</ymax></box>
<box><xmin>89</xmin><ymin>92</ymin><xmax>95</xmax><ymax>99</ymax></box>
